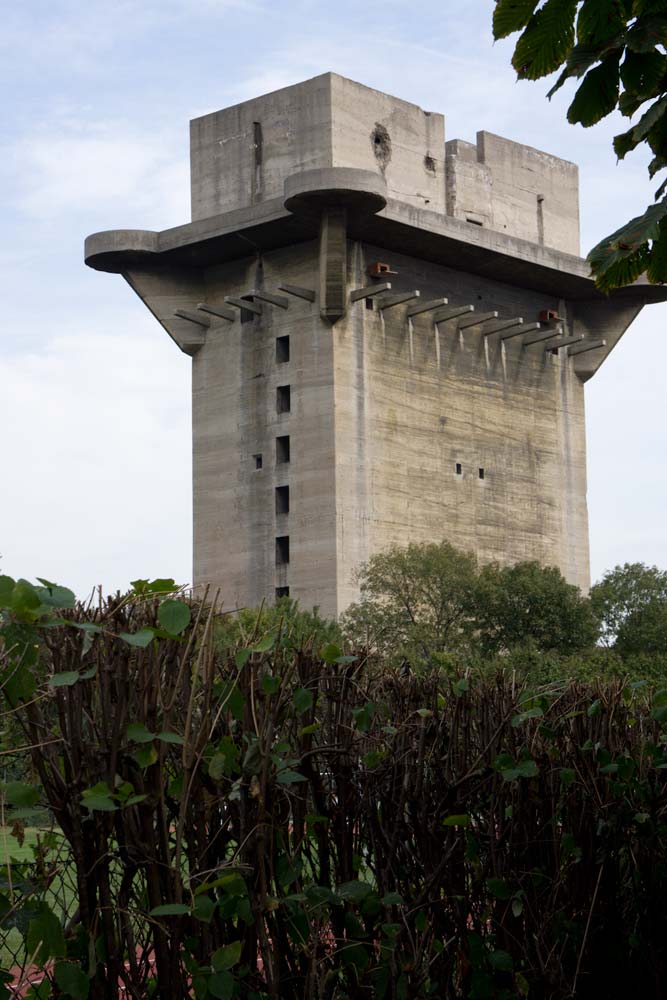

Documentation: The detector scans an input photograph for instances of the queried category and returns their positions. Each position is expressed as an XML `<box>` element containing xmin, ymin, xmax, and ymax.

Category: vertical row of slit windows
<box><xmin>275</xmin><ymin>335</ymin><xmax>290</xmax><ymax>598</ymax></box>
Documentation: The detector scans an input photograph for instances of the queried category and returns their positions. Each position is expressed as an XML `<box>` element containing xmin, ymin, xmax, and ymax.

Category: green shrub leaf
<box><xmin>157</xmin><ymin>600</ymin><xmax>191</xmax><ymax>636</ymax></box>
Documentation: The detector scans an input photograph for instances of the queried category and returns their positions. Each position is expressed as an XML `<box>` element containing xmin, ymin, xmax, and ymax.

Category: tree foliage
<box><xmin>341</xmin><ymin>542</ymin><xmax>597</xmax><ymax>666</ymax></box>
<box><xmin>493</xmin><ymin>0</ymin><xmax>667</xmax><ymax>290</ymax></box>
<box><xmin>474</xmin><ymin>560</ymin><xmax>600</xmax><ymax>654</ymax></box>
<box><xmin>589</xmin><ymin>560</ymin><xmax>667</xmax><ymax>644</ymax></box>
<box><xmin>340</xmin><ymin>542</ymin><xmax>479</xmax><ymax>667</ymax></box>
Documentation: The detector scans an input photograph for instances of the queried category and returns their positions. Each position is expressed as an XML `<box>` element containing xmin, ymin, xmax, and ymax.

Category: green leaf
<box><xmin>81</xmin><ymin>784</ymin><xmax>117</xmax><ymax>812</ymax></box>
<box><xmin>276</xmin><ymin>769</ymin><xmax>307</xmax><ymax>784</ymax></box>
<box><xmin>515</xmin><ymin>759</ymin><xmax>539</xmax><ymax>779</ymax></box>
<box><xmin>560</xmin><ymin>767</ymin><xmax>576</xmax><ymax>787</ymax></box>
<box><xmin>208</xmin><ymin>971</ymin><xmax>234</xmax><ymax>999</ymax></box>
<box><xmin>487</xmin><ymin>877</ymin><xmax>513</xmax><ymax>900</ymax></box>
<box><xmin>587</xmin><ymin>699</ymin><xmax>602</xmax><ymax>717</ymax></box>
<box><xmin>252</xmin><ymin>635</ymin><xmax>274</xmax><ymax>653</ymax></box>
<box><xmin>54</xmin><ymin>962</ymin><xmax>90</xmax><ymax>999</ymax></box>
<box><xmin>588</xmin><ymin>194</ymin><xmax>667</xmax><ymax>290</ymax></box>
<box><xmin>627</xmin><ymin>14</ymin><xmax>667</xmax><ymax>53</ymax></box>
<box><xmin>300</xmin><ymin>722</ymin><xmax>320</xmax><ymax>735</ymax></box>
<box><xmin>493</xmin><ymin>0</ymin><xmax>538</xmax><ymax>39</ymax></box>
<box><xmin>511</xmin><ymin>707</ymin><xmax>544</xmax><ymax>727</ymax></box>
<box><xmin>157</xmin><ymin>599</ymin><xmax>191</xmax><ymax>636</ymax></box>
<box><xmin>0</xmin><ymin>575</ymin><xmax>15</xmax><ymax>607</ymax></box>
<box><xmin>490</xmin><ymin>949</ymin><xmax>514</xmax><ymax>972</ymax></box>
<box><xmin>193</xmin><ymin>895</ymin><xmax>216</xmax><ymax>922</ymax></box>
<box><xmin>212</xmin><ymin>940</ymin><xmax>242</xmax><ymax>971</ymax></box>
<box><xmin>157</xmin><ymin>731</ymin><xmax>185</xmax><ymax>745</ymax></box>
<box><xmin>320</xmin><ymin>642</ymin><xmax>342</xmax><ymax>663</ymax></box>
<box><xmin>119</xmin><ymin>628</ymin><xmax>154</xmax><ymax>648</ymax></box>
<box><xmin>126</xmin><ymin>722</ymin><xmax>155</xmax><ymax>744</ymax></box>
<box><xmin>382</xmin><ymin>891</ymin><xmax>403</xmax><ymax>905</ymax></box>
<box><xmin>26</xmin><ymin>903</ymin><xmax>65</xmax><ymax>962</ymax></box>
<box><xmin>567</xmin><ymin>56</ymin><xmax>620</xmax><ymax>126</ymax></box>
<box><xmin>134</xmin><ymin>745</ymin><xmax>158</xmax><ymax>768</ymax></box>
<box><xmin>149</xmin><ymin>903</ymin><xmax>189</xmax><ymax>916</ymax></box>
<box><xmin>512</xmin><ymin>0</ymin><xmax>579</xmax><ymax>80</ymax></box>
<box><xmin>337</xmin><ymin>880</ymin><xmax>374</xmax><ymax>902</ymax></box>
<box><xmin>443</xmin><ymin>814</ymin><xmax>470</xmax><ymax>827</ymax></box>
<box><xmin>234</xmin><ymin>647</ymin><xmax>251</xmax><ymax>668</ymax></box>
<box><xmin>35</xmin><ymin>581</ymin><xmax>77</xmax><ymax>610</ymax></box>
<box><xmin>292</xmin><ymin>687</ymin><xmax>313</xmax><ymax>715</ymax></box>
<box><xmin>130</xmin><ymin>577</ymin><xmax>177</xmax><ymax>595</ymax></box>
<box><xmin>3</xmin><ymin>781</ymin><xmax>40</xmax><ymax>808</ymax></box>
<box><xmin>262</xmin><ymin>674</ymin><xmax>281</xmax><ymax>695</ymax></box>
<box><xmin>49</xmin><ymin>671</ymin><xmax>80</xmax><ymax>688</ymax></box>
<box><xmin>12</xmin><ymin>579</ymin><xmax>42</xmax><ymax>614</ymax></box>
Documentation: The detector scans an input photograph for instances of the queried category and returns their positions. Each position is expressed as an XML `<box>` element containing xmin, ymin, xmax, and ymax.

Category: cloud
<box><xmin>0</xmin><ymin>310</ymin><xmax>192</xmax><ymax>597</ymax></box>
<box><xmin>10</xmin><ymin>120</ymin><xmax>189</xmax><ymax>230</ymax></box>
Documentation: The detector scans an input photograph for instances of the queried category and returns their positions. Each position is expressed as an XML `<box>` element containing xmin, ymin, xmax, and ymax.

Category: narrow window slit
<box><xmin>275</xmin><ymin>535</ymin><xmax>290</xmax><ymax>566</ymax></box>
<box><xmin>276</xmin><ymin>435</ymin><xmax>290</xmax><ymax>464</ymax></box>
<box><xmin>277</xmin><ymin>385</ymin><xmax>291</xmax><ymax>414</ymax></box>
<box><xmin>479</xmin><ymin>468</ymin><xmax>485</xmax><ymax>480</ymax></box>
<box><xmin>253</xmin><ymin>454</ymin><xmax>263</xmax><ymax>470</ymax></box>
<box><xmin>276</xmin><ymin>336</ymin><xmax>290</xmax><ymax>363</ymax></box>
<box><xmin>275</xmin><ymin>485</ymin><xmax>289</xmax><ymax>515</ymax></box>
<box><xmin>456</xmin><ymin>463</ymin><xmax>462</xmax><ymax>476</ymax></box>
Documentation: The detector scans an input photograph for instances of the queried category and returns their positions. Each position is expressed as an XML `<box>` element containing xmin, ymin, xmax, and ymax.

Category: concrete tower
<box><xmin>85</xmin><ymin>73</ymin><xmax>666</xmax><ymax>618</ymax></box>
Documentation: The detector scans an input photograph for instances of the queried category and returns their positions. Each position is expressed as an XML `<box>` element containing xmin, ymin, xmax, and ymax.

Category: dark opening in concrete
<box><xmin>479</xmin><ymin>468</ymin><xmax>485</xmax><ymax>480</ymax></box>
<box><xmin>456</xmin><ymin>463</ymin><xmax>462</xmax><ymax>475</ymax></box>
<box><xmin>276</xmin><ymin>435</ymin><xmax>290</xmax><ymax>464</ymax></box>
<box><xmin>275</xmin><ymin>535</ymin><xmax>290</xmax><ymax>566</ymax></box>
<box><xmin>275</xmin><ymin>586</ymin><xmax>290</xmax><ymax>599</ymax></box>
<box><xmin>276</xmin><ymin>335</ymin><xmax>290</xmax><ymax>363</ymax></box>
<box><xmin>253</xmin><ymin>454</ymin><xmax>263</xmax><ymax>470</ymax></box>
<box><xmin>277</xmin><ymin>385</ymin><xmax>291</xmax><ymax>414</ymax></box>
<box><xmin>275</xmin><ymin>485</ymin><xmax>289</xmax><ymax>515</ymax></box>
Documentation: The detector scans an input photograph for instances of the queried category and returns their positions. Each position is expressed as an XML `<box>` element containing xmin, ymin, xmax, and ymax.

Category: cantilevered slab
<box><xmin>406</xmin><ymin>297</ymin><xmax>448</xmax><ymax>318</ymax></box>
<box><xmin>378</xmin><ymin>291</ymin><xmax>420</xmax><ymax>310</ymax></box>
<box><xmin>198</xmin><ymin>302</ymin><xmax>236</xmax><ymax>322</ymax></box>
<box><xmin>350</xmin><ymin>282</ymin><xmax>392</xmax><ymax>302</ymax></box>
<box><xmin>458</xmin><ymin>311</ymin><xmax>498</xmax><ymax>330</ymax></box>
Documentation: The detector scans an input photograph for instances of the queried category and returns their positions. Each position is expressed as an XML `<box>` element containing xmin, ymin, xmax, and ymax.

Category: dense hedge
<box><xmin>2</xmin><ymin>586</ymin><xmax>667</xmax><ymax>998</ymax></box>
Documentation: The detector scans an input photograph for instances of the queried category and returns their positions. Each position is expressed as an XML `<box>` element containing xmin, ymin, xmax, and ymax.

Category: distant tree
<box><xmin>473</xmin><ymin>560</ymin><xmax>599</xmax><ymax>655</ymax></box>
<box><xmin>341</xmin><ymin>543</ymin><xmax>597</xmax><ymax>667</ymax></box>
<box><xmin>589</xmin><ymin>561</ymin><xmax>667</xmax><ymax>645</ymax></box>
<box><xmin>340</xmin><ymin>542</ymin><xmax>479</xmax><ymax>667</ymax></box>
<box><xmin>492</xmin><ymin>0</ymin><xmax>667</xmax><ymax>291</ymax></box>
<box><xmin>615</xmin><ymin>597</ymin><xmax>667</xmax><ymax>654</ymax></box>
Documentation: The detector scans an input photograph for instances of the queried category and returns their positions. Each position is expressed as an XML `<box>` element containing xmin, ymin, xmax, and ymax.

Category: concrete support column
<box><xmin>319</xmin><ymin>207</ymin><xmax>347</xmax><ymax>324</ymax></box>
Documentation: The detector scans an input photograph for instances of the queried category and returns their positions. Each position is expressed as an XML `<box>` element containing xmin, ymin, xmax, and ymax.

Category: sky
<box><xmin>1</xmin><ymin>0</ymin><xmax>665</xmax><ymax>597</ymax></box>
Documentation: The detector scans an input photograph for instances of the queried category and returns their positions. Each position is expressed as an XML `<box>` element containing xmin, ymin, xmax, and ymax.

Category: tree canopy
<box><xmin>493</xmin><ymin>0</ymin><xmax>667</xmax><ymax>291</ymax></box>
<box><xmin>341</xmin><ymin>542</ymin><xmax>598</xmax><ymax>666</ymax></box>
<box><xmin>589</xmin><ymin>560</ymin><xmax>667</xmax><ymax>644</ymax></box>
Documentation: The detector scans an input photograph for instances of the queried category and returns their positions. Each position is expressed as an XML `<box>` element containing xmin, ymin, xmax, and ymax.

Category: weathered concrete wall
<box><xmin>190</xmin><ymin>76</ymin><xmax>334</xmax><ymax>220</ymax></box>
<box><xmin>190</xmin><ymin>73</ymin><xmax>445</xmax><ymax>220</ymax></box>
<box><xmin>446</xmin><ymin>132</ymin><xmax>580</xmax><ymax>255</ymax></box>
<box><xmin>333</xmin><ymin>242</ymin><xmax>589</xmax><ymax>610</ymax></box>
<box><xmin>191</xmin><ymin>242</ymin><xmax>339</xmax><ymax>616</ymax></box>
<box><xmin>191</xmin><ymin>75</ymin><xmax>578</xmax><ymax>249</ymax></box>
<box><xmin>329</xmin><ymin>74</ymin><xmax>445</xmax><ymax>213</ymax></box>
